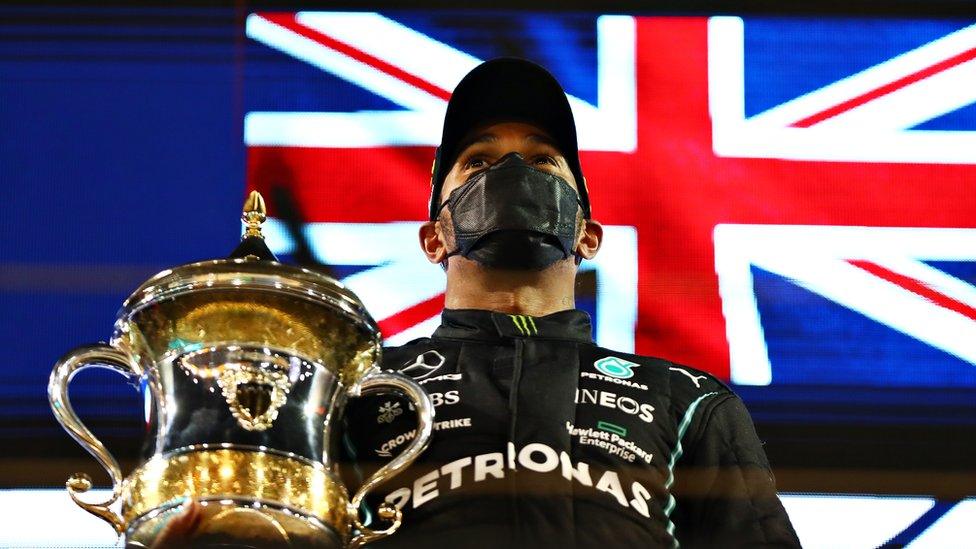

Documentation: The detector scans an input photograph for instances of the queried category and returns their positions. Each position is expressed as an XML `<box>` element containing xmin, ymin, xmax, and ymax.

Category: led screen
<box><xmin>242</xmin><ymin>12</ymin><xmax>976</xmax><ymax>424</ymax></box>
<box><xmin>1</xmin><ymin>6</ymin><xmax>974</xmax><ymax>548</ymax></box>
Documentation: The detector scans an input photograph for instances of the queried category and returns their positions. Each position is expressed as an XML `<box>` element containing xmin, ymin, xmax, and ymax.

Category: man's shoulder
<box><xmin>585</xmin><ymin>347</ymin><xmax>748</xmax><ymax>451</ymax></box>
<box><xmin>583</xmin><ymin>344</ymin><xmax>734</xmax><ymax>403</ymax></box>
<box><xmin>380</xmin><ymin>338</ymin><xmax>734</xmax><ymax>403</ymax></box>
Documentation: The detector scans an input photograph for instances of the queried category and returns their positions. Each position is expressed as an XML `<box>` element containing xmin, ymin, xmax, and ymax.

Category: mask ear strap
<box><xmin>579</xmin><ymin>176</ymin><xmax>592</xmax><ymax>219</ymax></box>
<box><xmin>436</xmin><ymin>199</ymin><xmax>452</xmax><ymax>218</ymax></box>
<box><xmin>429</xmin><ymin>149</ymin><xmax>443</xmax><ymax>221</ymax></box>
<box><xmin>572</xmin><ymin>197</ymin><xmax>586</xmax><ymax>266</ymax></box>
<box><xmin>439</xmin><ymin>249</ymin><xmax>463</xmax><ymax>272</ymax></box>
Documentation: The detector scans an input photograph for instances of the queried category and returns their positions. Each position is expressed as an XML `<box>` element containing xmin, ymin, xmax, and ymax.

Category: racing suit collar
<box><xmin>433</xmin><ymin>308</ymin><xmax>593</xmax><ymax>343</ymax></box>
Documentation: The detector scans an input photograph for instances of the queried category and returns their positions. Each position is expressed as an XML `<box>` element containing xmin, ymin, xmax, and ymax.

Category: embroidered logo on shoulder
<box><xmin>669</xmin><ymin>366</ymin><xmax>707</xmax><ymax>389</ymax></box>
<box><xmin>583</xmin><ymin>357</ymin><xmax>648</xmax><ymax>390</ymax></box>
<box><xmin>594</xmin><ymin>356</ymin><xmax>640</xmax><ymax>379</ymax></box>
<box><xmin>401</xmin><ymin>350</ymin><xmax>446</xmax><ymax>380</ymax></box>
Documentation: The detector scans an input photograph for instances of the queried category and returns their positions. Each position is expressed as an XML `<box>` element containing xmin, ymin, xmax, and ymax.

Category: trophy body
<box><xmin>49</xmin><ymin>193</ymin><xmax>434</xmax><ymax>548</ymax></box>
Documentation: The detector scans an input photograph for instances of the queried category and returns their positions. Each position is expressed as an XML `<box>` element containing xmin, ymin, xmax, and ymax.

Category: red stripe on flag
<box><xmin>257</xmin><ymin>13</ymin><xmax>452</xmax><ymax>102</ymax></box>
<box><xmin>378</xmin><ymin>293</ymin><xmax>445</xmax><ymax>338</ymax></box>
<box><xmin>791</xmin><ymin>47</ymin><xmax>976</xmax><ymax>128</ymax></box>
<box><xmin>848</xmin><ymin>259</ymin><xmax>976</xmax><ymax>322</ymax></box>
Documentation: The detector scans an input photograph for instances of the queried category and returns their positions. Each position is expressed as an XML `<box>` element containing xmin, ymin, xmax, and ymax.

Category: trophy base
<box><xmin>126</xmin><ymin>499</ymin><xmax>343</xmax><ymax>548</ymax></box>
<box><xmin>122</xmin><ymin>447</ymin><xmax>351</xmax><ymax>548</ymax></box>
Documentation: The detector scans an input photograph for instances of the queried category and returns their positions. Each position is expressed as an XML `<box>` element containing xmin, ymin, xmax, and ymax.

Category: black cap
<box><xmin>429</xmin><ymin>57</ymin><xmax>590</xmax><ymax>220</ymax></box>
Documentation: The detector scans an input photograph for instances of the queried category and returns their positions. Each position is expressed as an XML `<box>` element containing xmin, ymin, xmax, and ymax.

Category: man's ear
<box><xmin>576</xmin><ymin>219</ymin><xmax>603</xmax><ymax>260</ymax></box>
<box><xmin>419</xmin><ymin>220</ymin><xmax>449</xmax><ymax>264</ymax></box>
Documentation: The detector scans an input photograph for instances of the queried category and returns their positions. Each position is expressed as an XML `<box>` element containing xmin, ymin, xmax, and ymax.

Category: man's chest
<box><xmin>354</xmin><ymin>342</ymin><xmax>680</xmax><ymax>488</ymax></box>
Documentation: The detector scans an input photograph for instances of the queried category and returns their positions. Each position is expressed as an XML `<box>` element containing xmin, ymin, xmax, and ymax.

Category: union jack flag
<box><xmin>243</xmin><ymin>13</ymin><xmax>976</xmax><ymax>388</ymax></box>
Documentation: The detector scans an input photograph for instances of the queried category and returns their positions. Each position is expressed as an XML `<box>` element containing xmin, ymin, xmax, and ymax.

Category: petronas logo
<box><xmin>509</xmin><ymin>315</ymin><xmax>538</xmax><ymax>336</ymax></box>
<box><xmin>594</xmin><ymin>356</ymin><xmax>639</xmax><ymax>379</ymax></box>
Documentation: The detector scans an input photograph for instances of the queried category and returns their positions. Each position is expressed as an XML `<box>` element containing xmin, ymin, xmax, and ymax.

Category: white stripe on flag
<box><xmin>745</xmin><ymin>23</ymin><xmax>976</xmax><ymax>129</ymax></box>
<box><xmin>246</xmin><ymin>14</ymin><xmax>446</xmax><ymax>113</ymax></box>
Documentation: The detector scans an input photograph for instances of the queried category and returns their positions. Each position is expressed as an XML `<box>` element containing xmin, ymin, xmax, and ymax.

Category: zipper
<box><xmin>507</xmin><ymin>337</ymin><xmax>525</xmax><ymax>542</ymax></box>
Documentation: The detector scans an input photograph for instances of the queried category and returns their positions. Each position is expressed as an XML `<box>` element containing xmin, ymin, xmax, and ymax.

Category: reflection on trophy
<box><xmin>48</xmin><ymin>191</ymin><xmax>434</xmax><ymax>548</ymax></box>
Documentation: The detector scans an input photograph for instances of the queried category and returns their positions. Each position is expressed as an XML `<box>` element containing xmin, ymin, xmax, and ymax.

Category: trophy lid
<box><xmin>120</xmin><ymin>191</ymin><xmax>377</xmax><ymax>335</ymax></box>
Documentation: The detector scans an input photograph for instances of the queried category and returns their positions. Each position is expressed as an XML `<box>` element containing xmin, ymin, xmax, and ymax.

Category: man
<box><xmin>157</xmin><ymin>58</ymin><xmax>799</xmax><ymax>548</ymax></box>
<box><xmin>340</xmin><ymin>58</ymin><xmax>800</xmax><ymax>548</ymax></box>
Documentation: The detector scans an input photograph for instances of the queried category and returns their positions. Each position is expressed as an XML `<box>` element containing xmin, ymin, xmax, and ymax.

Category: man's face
<box><xmin>439</xmin><ymin>120</ymin><xmax>580</xmax><ymax>205</ymax></box>
<box><xmin>420</xmin><ymin>119</ymin><xmax>600</xmax><ymax>269</ymax></box>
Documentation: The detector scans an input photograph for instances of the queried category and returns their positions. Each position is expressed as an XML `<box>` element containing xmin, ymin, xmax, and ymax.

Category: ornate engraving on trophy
<box><xmin>218</xmin><ymin>362</ymin><xmax>292</xmax><ymax>431</ymax></box>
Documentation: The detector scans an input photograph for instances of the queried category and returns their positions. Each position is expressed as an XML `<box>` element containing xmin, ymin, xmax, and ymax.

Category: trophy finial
<box><xmin>230</xmin><ymin>190</ymin><xmax>277</xmax><ymax>260</ymax></box>
<box><xmin>242</xmin><ymin>190</ymin><xmax>267</xmax><ymax>239</ymax></box>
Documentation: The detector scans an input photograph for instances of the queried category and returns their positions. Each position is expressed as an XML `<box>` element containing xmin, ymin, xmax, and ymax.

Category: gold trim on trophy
<box><xmin>123</xmin><ymin>448</ymin><xmax>350</xmax><ymax>537</ymax></box>
<box><xmin>130</xmin><ymin>290</ymin><xmax>377</xmax><ymax>387</ymax></box>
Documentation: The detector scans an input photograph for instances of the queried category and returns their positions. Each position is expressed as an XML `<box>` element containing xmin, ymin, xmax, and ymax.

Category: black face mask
<box><xmin>440</xmin><ymin>152</ymin><xmax>582</xmax><ymax>270</ymax></box>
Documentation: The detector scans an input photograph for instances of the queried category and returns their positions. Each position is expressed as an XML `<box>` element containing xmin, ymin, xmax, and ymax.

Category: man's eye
<box><xmin>464</xmin><ymin>157</ymin><xmax>489</xmax><ymax>170</ymax></box>
<box><xmin>532</xmin><ymin>155</ymin><xmax>558</xmax><ymax>167</ymax></box>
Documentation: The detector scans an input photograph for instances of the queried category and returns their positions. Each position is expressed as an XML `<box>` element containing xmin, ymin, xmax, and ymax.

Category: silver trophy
<box><xmin>48</xmin><ymin>191</ymin><xmax>434</xmax><ymax>547</ymax></box>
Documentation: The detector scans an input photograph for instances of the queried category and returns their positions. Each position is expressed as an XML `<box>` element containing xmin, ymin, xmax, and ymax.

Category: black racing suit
<box><xmin>342</xmin><ymin>309</ymin><xmax>800</xmax><ymax>548</ymax></box>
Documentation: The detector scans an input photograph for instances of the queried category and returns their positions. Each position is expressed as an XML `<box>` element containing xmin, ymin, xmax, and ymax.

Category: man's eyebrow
<box><xmin>455</xmin><ymin>131</ymin><xmax>562</xmax><ymax>156</ymax></box>
<box><xmin>525</xmin><ymin>133</ymin><xmax>558</xmax><ymax>149</ymax></box>
<box><xmin>456</xmin><ymin>133</ymin><xmax>497</xmax><ymax>154</ymax></box>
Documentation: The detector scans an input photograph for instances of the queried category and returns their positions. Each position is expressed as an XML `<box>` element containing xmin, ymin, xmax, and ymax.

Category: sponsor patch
<box><xmin>594</xmin><ymin>356</ymin><xmax>640</xmax><ymax>379</ymax></box>
<box><xmin>428</xmin><ymin>389</ymin><xmax>460</xmax><ymax>407</ymax></box>
<box><xmin>375</xmin><ymin>417</ymin><xmax>472</xmax><ymax>457</ymax></box>
<box><xmin>383</xmin><ymin>441</ymin><xmax>654</xmax><ymax>518</ymax></box>
<box><xmin>401</xmin><ymin>350</ymin><xmax>447</xmax><ymax>380</ymax></box>
<box><xmin>567</xmin><ymin>421</ymin><xmax>654</xmax><ymax>464</ymax></box>
<box><xmin>419</xmin><ymin>373</ymin><xmax>462</xmax><ymax>385</ymax></box>
<box><xmin>575</xmin><ymin>388</ymin><xmax>655</xmax><ymax>423</ymax></box>
<box><xmin>580</xmin><ymin>371</ymin><xmax>648</xmax><ymax>391</ymax></box>
<box><xmin>509</xmin><ymin>314</ymin><xmax>539</xmax><ymax>336</ymax></box>
<box><xmin>669</xmin><ymin>366</ymin><xmax>707</xmax><ymax>388</ymax></box>
<box><xmin>597</xmin><ymin>420</ymin><xmax>627</xmax><ymax>437</ymax></box>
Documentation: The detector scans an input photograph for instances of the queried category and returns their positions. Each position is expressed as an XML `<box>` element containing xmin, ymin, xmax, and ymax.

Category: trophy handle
<box><xmin>48</xmin><ymin>343</ymin><xmax>138</xmax><ymax>535</ymax></box>
<box><xmin>348</xmin><ymin>369</ymin><xmax>435</xmax><ymax>548</ymax></box>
